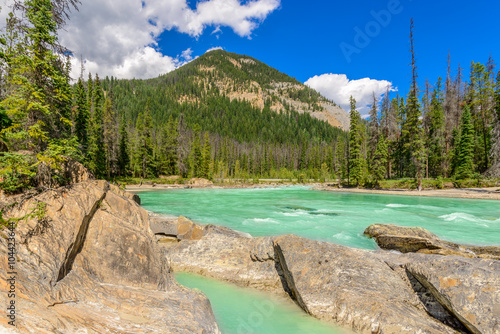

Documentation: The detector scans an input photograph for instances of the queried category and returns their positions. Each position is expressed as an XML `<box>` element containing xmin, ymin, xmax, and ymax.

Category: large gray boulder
<box><xmin>0</xmin><ymin>180</ymin><xmax>220</xmax><ymax>333</ymax></box>
<box><xmin>365</xmin><ymin>223</ymin><xmax>500</xmax><ymax>260</ymax></box>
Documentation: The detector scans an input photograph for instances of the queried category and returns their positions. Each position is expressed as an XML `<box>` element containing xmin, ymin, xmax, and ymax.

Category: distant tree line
<box><xmin>346</xmin><ymin>19</ymin><xmax>500</xmax><ymax>188</ymax></box>
<box><xmin>0</xmin><ymin>7</ymin><xmax>499</xmax><ymax>194</ymax></box>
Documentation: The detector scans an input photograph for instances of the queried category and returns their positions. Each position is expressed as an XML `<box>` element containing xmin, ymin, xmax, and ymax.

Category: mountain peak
<box><xmin>167</xmin><ymin>50</ymin><xmax>349</xmax><ymax>130</ymax></box>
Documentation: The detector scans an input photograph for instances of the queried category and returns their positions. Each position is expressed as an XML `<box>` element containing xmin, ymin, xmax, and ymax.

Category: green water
<box><xmin>139</xmin><ymin>186</ymin><xmax>500</xmax><ymax>334</ymax></box>
<box><xmin>139</xmin><ymin>186</ymin><xmax>500</xmax><ymax>249</ymax></box>
<box><xmin>175</xmin><ymin>272</ymin><xmax>347</xmax><ymax>334</ymax></box>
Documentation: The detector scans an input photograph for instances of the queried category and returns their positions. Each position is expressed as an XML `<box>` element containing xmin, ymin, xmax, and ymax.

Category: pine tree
<box><xmin>117</xmin><ymin>118</ymin><xmax>130</xmax><ymax>176</ymax></box>
<box><xmin>87</xmin><ymin>75</ymin><xmax>106</xmax><ymax>178</ymax></box>
<box><xmin>455</xmin><ymin>106</ymin><xmax>475</xmax><ymax>179</ymax></box>
<box><xmin>201</xmin><ymin>132</ymin><xmax>211</xmax><ymax>179</ymax></box>
<box><xmin>403</xmin><ymin>19</ymin><xmax>425</xmax><ymax>190</ymax></box>
<box><xmin>188</xmin><ymin>126</ymin><xmax>203</xmax><ymax>178</ymax></box>
<box><xmin>103</xmin><ymin>97</ymin><xmax>117</xmax><ymax>178</ymax></box>
<box><xmin>468</xmin><ymin>62</ymin><xmax>494</xmax><ymax>172</ymax></box>
<box><xmin>348</xmin><ymin>97</ymin><xmax>366</xmax><ymax>186</ymax></box>
<box><xmin>489</xmin><ymin>71</ymin><xmax>500</xmax><ymax>173</ymax></box>
<box><xmin>0</xmin><ymin>0</ymin><xmax>74</xmax><ymax>152</ymax></box>
<box><xmin>87</xmin><ymin>73</ymin><xmax>94</xmax><ymax>110</ymax></box>
<box><xmin>381</xmin><ymin>91</ymin><xmax>397</xmax><ymax>179</ymax></box>
<box><xmin>135</xmin><ymin>103</ymin><xmax>155</xmax><ymax>179</ymax></box>
<box><xmin>300</xmin><ymin>142</ymin><xmax>307</xmax><ymax>171</ymax></box>
<box><xmin>427</xmin><ymin>78</ymin><xmax>446</xmax><ymax>177</ymax></box>
<box><xmin>74</xmin><ymin>78</ymin><xmax>89</xmax><ymax>151</ymax></box>
<box><xmin>371</xmin><ymin>135</ymin><xmax>388</xmax><ymax>187</ymax></box>
<box><xmin>367</xmin><ymin>92</ymin><xmax>380</xmax><ymax>164</ymax></box>
<box><xmin>159</xmin><ymin>115</ymin><xmax>179</xmax><ymax>176</ymax></box>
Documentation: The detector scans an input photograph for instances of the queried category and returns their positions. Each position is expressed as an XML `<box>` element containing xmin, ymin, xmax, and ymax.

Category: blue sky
<box><xmin>156</xmin><ymin>0</ymin><xmax>500</xmax><ymax>112</ymax></box>
<box><xmin>4</xmin><ymin>0</ymin><xmax>497</xmax><ymax>114</ymax></box>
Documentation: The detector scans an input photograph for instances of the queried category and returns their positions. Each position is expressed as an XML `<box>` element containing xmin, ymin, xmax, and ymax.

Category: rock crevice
<box><xmin>273</xmin><ymin>241</ymin><xmax>309</xmax><ymax>312</ymax></box>
<box><xmin>0</xmin><ymin>181</ymin><xmax>220</xmax><ymax>333</ymax></box>
<box><xmin>404</xmin><ymin>269</ymin><xmax>472</xmax><ymax>333</ymax></box>
<box><xmin>56</xmin><ymin>185</ymin><xmax>108</xmax><ymax>283</ymax></box>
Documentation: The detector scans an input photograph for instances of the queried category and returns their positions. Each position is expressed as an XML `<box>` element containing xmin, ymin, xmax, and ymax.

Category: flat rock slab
<box><xmin>167</xmin><ymin>227</ymin><xmax>283</xmax><ymax>293</ymax></box>
<box><xmin>273</xmin><ymin>235</ymin><xmax>455</xmax><ymax>334</ymax></box>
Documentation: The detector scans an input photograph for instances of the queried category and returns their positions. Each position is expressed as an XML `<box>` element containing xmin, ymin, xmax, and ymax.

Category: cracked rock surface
<box><xmin>0</xmin><ymin>180</ymin><xmax>220</xmax><ymax>333</ymax></box>
<box><xmin>166</xmin><ymin>218</ymin><xmax>499</xmax><ymax>334</ymax></box>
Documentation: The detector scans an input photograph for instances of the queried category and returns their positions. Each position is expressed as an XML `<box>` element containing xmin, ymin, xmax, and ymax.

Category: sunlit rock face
<box><xmin>0</xmin><ymin>180</ymin><xmax>220</xmax><ymax>333</ymax></box>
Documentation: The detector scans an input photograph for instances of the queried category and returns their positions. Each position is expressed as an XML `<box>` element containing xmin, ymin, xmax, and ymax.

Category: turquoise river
<box><xmin>138</xmin><ymin>186</ymin><xmax>500</xmax><ymax>334</ymax></box>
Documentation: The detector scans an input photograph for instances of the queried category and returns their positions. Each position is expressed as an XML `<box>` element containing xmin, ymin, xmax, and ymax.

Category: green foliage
<box><xmin>0</xmin><ymin>108</ymin><xmax>12</xmax><ymax>131</ymax></box>
<box><xmin>201</xmin><ymin>132</ymin><xmax>211</xmax><ymax>179</ymax></box>
<box><xmin>348</xmin><ymin>97</ymin><xmax>366</xmax><ymax>186</ymax></box>
<box><xmin>103</xmin><ymin>97</ymin><xmax>117</xmax><ymax>177</ymax></box>
<box><xmin>117</xmin><ymin>119</ymin><xmax>130</xmax><ymax>176</ymax></box>
<box><xmin>455</xmin><ymin>106</ymin><xmax>475</xmax><ymax>179</ymax></box>
<box><xmin>467</xmin><ymin>61</ymin><xmax>495</xmax><ymax>173</ymax></box>
<box><xmin>37</xmin><ymin>137</ymin><xmax>81</xmax><ymax>168</ymax></box>
<box><xmin>0</xmin><ymin>152</ymin><xmax>36</xmax><ymax>193</ymax></box>
<box><xmin>74</xmin><ymin>78</ymin><xmax>89</xmax><ymax>151</ymax></box>
<box><xmin>87</xmin><ymin>75</ymin><xmax>107</xmax><ymax>178</ymax></box>
<box><xmin>0</xmin><ymin>201</ymin><xmax>47</xmax><ymax>230</ymax></box>
<box><xmin>370</xmin><ymin>135</ymin><xmax>388</xmax><ymax>186</ymax></box>
<box><xmin>427</xmin><ymin>78</ymin><xmax>446</xmax><ymax>177</ymax></box>
<box><xmin>132</xmin><ymin>102</ymin><xmax>155</xmax><ymax>178</ymax></box>
<box><xmin>0</xmin><ymin>0</ymin><xmax>72</xmax><ymax>152</ymax></box>
<box><xmin>157</xmin><ymin>115</ymin><xmax>178</xmax><ymax>176</ymax></box>
<box><xmin>400</xmin><ymin>87</ymin><xmax>426</xmax><ymax>189</ymax></box>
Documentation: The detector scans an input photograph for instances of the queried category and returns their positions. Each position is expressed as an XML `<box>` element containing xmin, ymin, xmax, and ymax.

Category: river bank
<box><xmin>125</xmin><ymin>182</ymin><xmax>500</xmax><ymax>200</ymax></box>
<box><xmin>314</xmin><ymin>185</ymin><xmax>500</xmax><ymax>200</ymax></box>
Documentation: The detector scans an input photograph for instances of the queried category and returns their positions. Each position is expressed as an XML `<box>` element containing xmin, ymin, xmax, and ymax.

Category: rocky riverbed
<box><xmin>158</xmin><ymin>216</ymin><xmax>500</xmax><ymax>334</ymax></box>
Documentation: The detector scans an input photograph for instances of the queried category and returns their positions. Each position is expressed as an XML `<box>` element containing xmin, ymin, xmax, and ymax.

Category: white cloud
<box><xmin>212</xmin><ymin>26</ymin><xmax>222</xmax><ymax>35</ymax></box>
<box><xmin>206</xmin><ymin>46</ymin><xmax>224</xmax><ymax>53</ymax></box>
<box><xmin>62</xmin><ymin>0</ymin><xmax>279</xmax><ymax>79</ymax></box>
<box><xmin>181</xmin><ymin>48</ymin><xmax>194</xmax><ymax>61</ymax></box>
<box><xmin>70</xmin><ymin>47</ymin><xmax>180</xmax><ymax>80</ymax></box>
<box><xmin>305</xmin><ymin>74</ymin><xmax>396</xmax><ymax>115</ymax></box>
<box><xmin>1</xmin><ymin>0</ymin><xmax>280</xmax><ymax>79</ymax></box>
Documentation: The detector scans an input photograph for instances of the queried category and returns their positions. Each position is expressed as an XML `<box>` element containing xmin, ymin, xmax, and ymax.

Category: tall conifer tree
<box><xmin>88</xmin><ymin>75</ymin><xmax>106</xmax><ymax>178</ymax></box>
<box><xmin>117</xmin><ymin>118</ymin><xmax>130</xmax><ymax>176</ymax></box>
<box><xmin>404</xmin><ymin>19</ymin><xmax>425</xmax><ymax>190</ymax></box>
<box><xmin>427</xmin><ymin>78</ymin><xmax>446</xmax><ymax>177</ymax></box>
<box><xmin>74</xmin><ymin>78</ymin><xmax>89</xmax><ymax>151</ymax></box>
<box><xmin>455</xmin><ymin>106</ymin><xmax>475</xmax><ymax>179</ymax></box>
<box><xmin>348</xmin><ymin>97</ymin><xmax>365</xmax><ymax>186</ymax></box>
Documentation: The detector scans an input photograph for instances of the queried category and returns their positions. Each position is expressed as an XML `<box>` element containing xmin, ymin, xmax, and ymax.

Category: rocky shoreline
<box><xmin>157</xmin><ymin>215</ymin><xmax>500</xmax><ymax>334</ymax></box>
<box><xmin>0</xmin><ymin>181</ymin><xmax>220</xmax><ymax>333</ymax></box>
<box><xmin>314</xmin><ymin>184</ymin><xmax>500</xmax><ymax>200</ymax></box>
<box><xmin>1</xmin><ymin>180</ymin><xmax>499</xmax><ymax>333</ymax></box>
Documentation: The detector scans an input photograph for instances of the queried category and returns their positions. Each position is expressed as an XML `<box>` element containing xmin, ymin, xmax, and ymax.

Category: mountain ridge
<box><xmin>157</xmin><ymin>49</ymin><xmax>350</xmax><ymax>130</ymax></box>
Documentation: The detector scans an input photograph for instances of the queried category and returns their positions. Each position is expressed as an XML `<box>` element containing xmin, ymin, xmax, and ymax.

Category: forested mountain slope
<box><xmin>118</xmin><ymin>49</ymin><xmax>349</xmax><ymax>131</ymax></box>
<box><xmin>88</xmin><ymin>50</ymin><xmax>349</xmax><ymax>180</ymax></box>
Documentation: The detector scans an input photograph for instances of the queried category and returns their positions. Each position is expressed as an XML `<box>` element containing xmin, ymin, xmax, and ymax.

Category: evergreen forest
<box><xmin>0</xmin><ymin>1</ymin><xmax>499</xmax><ymax>194</ymax></box>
